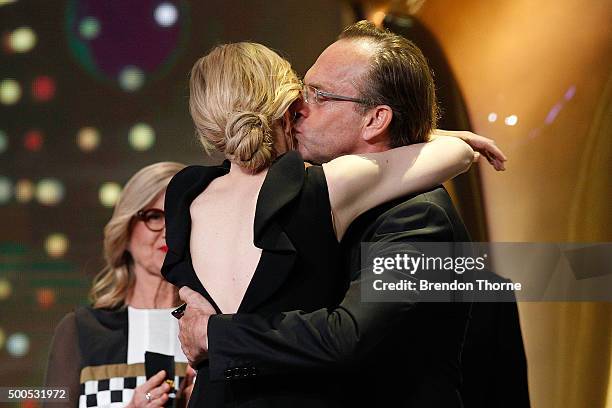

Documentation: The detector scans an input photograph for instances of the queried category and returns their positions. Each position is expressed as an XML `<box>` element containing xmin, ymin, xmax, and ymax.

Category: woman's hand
<box><xmin>126</xmin><ymin>370</ymin><xmax>170</xmax><ymax>407</ymax></box>
<box><xmin>432</xmin><ymin>129</ymin><xmax>507</xmax><ymax>171</ymax></box>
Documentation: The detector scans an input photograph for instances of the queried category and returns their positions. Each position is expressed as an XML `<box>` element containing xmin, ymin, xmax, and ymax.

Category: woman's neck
<box><xmin>127</xmin><ymin>267</ymin><xmax>176</xmax><ymax>309</ymax></box>
<box><xmin>227</xmin><ymin>162</ymin><xmax>269</xmax><ymax>180</ymax></box>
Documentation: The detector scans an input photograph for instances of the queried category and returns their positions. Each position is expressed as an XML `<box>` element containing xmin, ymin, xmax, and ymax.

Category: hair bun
<box><xmin>224</xmin><ymin>111</ymin><xmax>275</xmax><ymax>172</ymax></box>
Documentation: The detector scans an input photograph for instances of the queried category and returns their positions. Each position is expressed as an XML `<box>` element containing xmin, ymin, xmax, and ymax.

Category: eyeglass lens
<box><xmin>142</xmin><ymin>209</ymin><xmax>165</xmax><ymax>231</ymax></box>
<box><xmin>305</xmin><ymin>84</ymin><xmax>325</xmax><ymax>104</ymax></box>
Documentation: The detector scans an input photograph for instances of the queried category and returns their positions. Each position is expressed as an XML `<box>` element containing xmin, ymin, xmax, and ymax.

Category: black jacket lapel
<box><xmin>239</xmin><ymin>151</ymin><xmax>304</xmax><ymax>312</ymax></box>
<box><xmin>163</xmin><ymin>153</ymin><xmax>306</xmax><ymax>313</ymax></box>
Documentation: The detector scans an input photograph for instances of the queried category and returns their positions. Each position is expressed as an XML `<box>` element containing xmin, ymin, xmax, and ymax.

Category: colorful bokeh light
<box><xmin>36</xmin><ymin>288</ymin><xmax>56</xmax><ymax>309</ymax></box>
<box><xmin>6</xmin><ymin>332</ymin><xmax>30</xmax><ymax>357</ymax></box>
<box><xmin>154</xmin><ymin>2</ymin><xmax>179</xmax><ymax>27</ymax></box>
<box><xmin>128</xmin><ymin>123</ymin><xmax>155</xmax><ymax>151</ymax></box>
<box><xmin>0</xmin><ymin>278</ymin><xmax>12</xmax><ymax>300</ymax></box>
<box><xmin>0</xmin><ymin>79</ymin><xmax>21</xmax><ymax>105</ymax></box>
<box><xmin>505</xmin><ymin>115</ymin><xmax>519</xmax><ymax>126</ymax></box>
<box><xmin>77</xmin><ymin>126</ymin><xmax>101</xmax><ymax>151</ymax></box>
<box><xmin>24</xmin><ymin>129</ymin><xmax>43</xmax><ymax>151</ymax></box>
<box><xmin>9</xmin><ymin>26</ymin><xmax>36</xmax><ymax>53</ymax></box>
<box><xmin>79</xmin><ymin>16</ymin><xmax>100</xmax><ymax>40</ymax></box>
<box><xmin>99</xmin><ymin>182</ymin><xmax>122</xmax><ymax>207</ymax></box>
<box><xmin>15</xmin><ymin>179</ymin><xmax>34</xmax><ymax>203</ymax></box>
<box><xmin>118</xmin><ymin>66</ymin><xmax>145</xmax><ymax>92</ymax></box>
<box><xmin>31</xmin><ymin>76</ymin><xmax>56</xmax><ymax>102</ymax></box>
<box><xmin>44</xmin><ymin>233</ymin><xmax>69</xmax><ymax>258</ymax></box>
<box><xmin>36</xmin><ymin>178</ymin><xmax>65</xmax><ymax>206</ymax></box>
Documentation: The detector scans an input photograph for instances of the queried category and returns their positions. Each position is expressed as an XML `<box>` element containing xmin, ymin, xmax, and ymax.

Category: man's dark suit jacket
<box><xmin>208</xmin><ymin>186</ymin><xmax>472</xmax><ymax>407</ymax></box>
<box><xmin>460</xmin><ymin>272</ymin><xmax>531</xmax><ymax>408</ymax></box>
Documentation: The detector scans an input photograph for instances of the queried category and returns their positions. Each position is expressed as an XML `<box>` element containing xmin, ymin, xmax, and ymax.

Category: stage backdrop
<box><xmin>417</xmin><ymin>0</ymin><xmax>612</xmax><ymax>407</ymax></box>
<box><xmin>0</xmin><ymin>0</ymin><xmax>344</xmax><ymax>399</ymax></box>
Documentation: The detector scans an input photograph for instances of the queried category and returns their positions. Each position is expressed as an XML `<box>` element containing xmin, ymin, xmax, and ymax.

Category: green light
<box><xmin>129</xmin><ymin>123</ymin><xmax>155</xmax><ymax>151</ymax></box>
<box><xmin>79</xmin><ymin>16</ymin><xmax>100</xmax><ymax>40</ymax></box>
<box><xmin>119</xmin><ymin>66</ymin><xmax>145</xmax><ymax>92</ymax></box>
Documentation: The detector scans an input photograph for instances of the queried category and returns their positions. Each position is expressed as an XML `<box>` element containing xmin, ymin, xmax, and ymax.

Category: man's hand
<box><xmin>178</xmin><ymin>286</ymin><xmax>217</xmax><ymax>367</ymax></box>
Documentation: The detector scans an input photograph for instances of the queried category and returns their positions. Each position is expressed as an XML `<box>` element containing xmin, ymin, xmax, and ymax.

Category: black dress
<box><xmin>162</xmin><ymin>151</ymin><xmax>348</xmax><ymax>407</ymax></box>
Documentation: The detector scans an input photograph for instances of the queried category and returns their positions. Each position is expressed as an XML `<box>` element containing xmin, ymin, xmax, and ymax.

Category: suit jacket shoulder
<box><xmin>343</xmin><ymin>186</ymin><xmax>470</xmax><ymax>245</ymax></box>
<box><xmin>341</xmin><ymin>186</ymin><xmax>470</xmax><ymax>280</ymax></box>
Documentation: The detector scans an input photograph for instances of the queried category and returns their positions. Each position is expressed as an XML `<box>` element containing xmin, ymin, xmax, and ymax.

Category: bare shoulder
<box><xmin>190</xmin><ymin>175</ymin><xmax>225</xmax><ymax>209</ymax></box>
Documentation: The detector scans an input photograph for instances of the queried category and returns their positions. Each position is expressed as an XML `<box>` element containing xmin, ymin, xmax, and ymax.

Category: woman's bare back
<box><xmin>189</xmin><ymin>169</ymin><xmax>268</xmax><ymax>313</ymax></box>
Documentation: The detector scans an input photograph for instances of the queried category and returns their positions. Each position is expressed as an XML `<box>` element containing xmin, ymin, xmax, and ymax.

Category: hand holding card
<box><xmin>144</xmin><ymin>352</ymin><xmax>176</xmax><ymax>407</ymax></box>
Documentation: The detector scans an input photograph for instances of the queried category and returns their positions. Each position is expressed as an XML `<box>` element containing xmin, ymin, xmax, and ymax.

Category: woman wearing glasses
<box><xmin>163</xmin><ymin>40</ymin><xmax>505</xmax><ymax>407</ymax></box>
<box><xmin>45</xmin><ymin>162</ymin><xmax>195</xmax><ymax>408</ymax></box>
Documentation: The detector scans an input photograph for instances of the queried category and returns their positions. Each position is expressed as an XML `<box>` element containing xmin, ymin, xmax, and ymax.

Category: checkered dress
<box><xmin>74</xmin><ymin>307</ymin><xmax>188</xmax><ymax>408</ymax></box>
<box><xmin>79</xmin><ymin>368</ymin><xmax>184</xmax><ymax>408</ymax></box>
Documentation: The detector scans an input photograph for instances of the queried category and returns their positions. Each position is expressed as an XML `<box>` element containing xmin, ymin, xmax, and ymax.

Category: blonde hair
<box><xmin>90</xmin><ymin>162</ymin><xmax>186</xmax><ymax>309</ymax></box>
<box><xmin>189</xmin><ymin>42</ymin><xmax>302</xmax><ymax>172</ymax></box>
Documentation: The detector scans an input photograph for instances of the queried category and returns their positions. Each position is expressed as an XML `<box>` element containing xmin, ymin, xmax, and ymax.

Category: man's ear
<box><xmin>362</xmin><ymin>105</ymin><xmax>392</xmax><ymax>142</ymax></box>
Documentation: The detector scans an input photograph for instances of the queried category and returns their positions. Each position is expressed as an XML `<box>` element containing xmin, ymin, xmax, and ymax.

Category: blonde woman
<box><xmin>45</xmin><ymin>162</ymin><xmax>195</xmax><ymax>408</ymax></box>
<box><xmin>163</xmin><ymin>41</ymin><xmax>504</xmax><ymax>407</ymax></box>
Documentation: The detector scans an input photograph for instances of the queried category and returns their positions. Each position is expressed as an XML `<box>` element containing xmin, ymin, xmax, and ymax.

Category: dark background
<box><xmin>0</xmin><ymin>0</ymin><xmax>343</xmax><ymax>392</ymax></box>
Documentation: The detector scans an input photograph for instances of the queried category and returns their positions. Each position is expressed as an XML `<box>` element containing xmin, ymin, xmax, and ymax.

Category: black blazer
<box><xmin>208</xmin><ymin>186</ymin><xmax>530</xmax><ymax>407</ymax></box>
<box><xmin>208</xmin><ymin>186</ymin><xmax>472</xmax><ymax>407</ymax></box>
<box><xmin>162</xmin><ymin>151</ymin><xmax>349</xmax><ymax>407</ymax></box>
<box><xmin>460</xmin><ymin>273</ymin><xmax>531</xmax><ymax>408</ymax></box>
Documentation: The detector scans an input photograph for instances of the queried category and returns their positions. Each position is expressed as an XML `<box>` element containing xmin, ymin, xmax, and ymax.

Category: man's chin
<box><xmin>296</xmin><ymin>144</ymin><xmax>310</xmax><ymax>160</ymax></box>
<box><xmin>296</xmin><ymin>142</ymin><xmax>323</xmax><ymax>164</ymax></box>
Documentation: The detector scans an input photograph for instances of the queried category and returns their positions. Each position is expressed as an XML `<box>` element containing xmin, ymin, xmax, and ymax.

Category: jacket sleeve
<box><xmin>207</xmin><ymin>200</ymin><xmax>455</xmax><ymax>381</ymax></box>
<box><xmin>42</xmin><ymin>312</ymin><xmax>81</xmax><ymax>408</ymax></box>
<box><xmin>164</xmin><ymin>165</ymin><xmax>201</xmax><ymax>229</ymax></box>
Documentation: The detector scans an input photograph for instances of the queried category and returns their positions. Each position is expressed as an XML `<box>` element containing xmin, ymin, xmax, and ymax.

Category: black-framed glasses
<box><xmin>135</xmin><ymin>208</ymin><xmax>165</xmax><ymax>232</ymax></box>
<box><xmin>301</xmin><ymin>83</ymin><xmax>368</xmax><ymax>105</ymax></box>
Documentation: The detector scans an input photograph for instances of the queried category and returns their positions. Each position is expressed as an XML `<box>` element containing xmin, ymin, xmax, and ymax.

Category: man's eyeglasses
<box><xmin>135</xmin><ymin>208</ymin><xmax>165</xmax><ymax>232</ymax></box>
<box><xmin>301</xmin><ymin>83</ymin><xmax>368</xmax><ymax>105</ymax></box>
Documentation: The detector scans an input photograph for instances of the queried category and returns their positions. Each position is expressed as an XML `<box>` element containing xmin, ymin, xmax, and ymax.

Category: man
<box><xmin>353</xmin><ymin>5</ymin><xmax>530</xmax><ymax>406</ymax></box>
<box><xmin>177</xmin><ymin>21</ymin><xmax>508</xmax><ymax>407</ymax></box>
<box><xmin>350</xmin><ymin>0</ymin><xmax>490</xmax><ymax>241</ymax></box>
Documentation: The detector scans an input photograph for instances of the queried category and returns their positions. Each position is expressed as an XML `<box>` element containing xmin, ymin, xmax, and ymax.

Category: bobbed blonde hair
<box><xmin>189</xmin><ymin>42</ymin><xmax>302</xmax><ymax>172</ymax></box>
<box><xmin>90</xmin><ymin>161</ymin><xmax>186</xmax><ymax>309</ymax></box>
